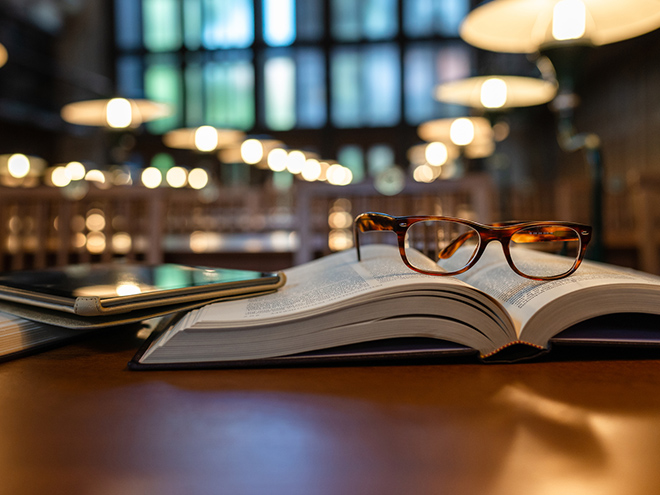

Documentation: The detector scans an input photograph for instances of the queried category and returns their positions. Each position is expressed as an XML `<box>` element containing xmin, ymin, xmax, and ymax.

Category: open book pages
<box><xmin>137</xmin><ymin>244</ymin><xmax>660</xmax><ymax>365</ymax></box>
<box><xmin>0</xmin><ymin>311</ymin><xmax>85</xmax><ymax>361</ymax></box>
<box><xmin>453</xmin><ymin>245</ymin><xmax>660</xmax><ymax>349</ymax></box>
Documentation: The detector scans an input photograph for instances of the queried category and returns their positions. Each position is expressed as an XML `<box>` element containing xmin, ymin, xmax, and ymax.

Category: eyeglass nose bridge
<box><xmin>458</xmin><ymin>230</ymin><xmax>513</xmax><ymax>270</ymax></box>
<box><xmin>474</xmin><ymin>226</ymin><xmax>535</xmax><ymax>273</ymax></box>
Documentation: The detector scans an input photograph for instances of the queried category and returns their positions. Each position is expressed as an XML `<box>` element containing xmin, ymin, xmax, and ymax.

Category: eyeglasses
<box><xmin>354</xmin><ymin>212</ymin><xmax>592</xmax><ymax>281</ymax></box>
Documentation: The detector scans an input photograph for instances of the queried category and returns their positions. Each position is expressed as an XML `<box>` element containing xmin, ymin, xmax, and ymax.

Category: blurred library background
<box><xmin>1</xmin><ymin>0</ymin><xmax>660</xmax><ymax>273</ymax></box>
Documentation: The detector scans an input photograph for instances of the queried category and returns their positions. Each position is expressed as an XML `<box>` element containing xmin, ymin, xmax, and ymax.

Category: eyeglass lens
<box><xmin>404</xmin><ymin>220</ymin><xmax>479</xmax><ymax>273</ymax></box>
<box><xmin>509</xmin><ymin>225</ymin><xmax>581</xmax><ymax>278</ymax></box>
<box><xmin>403</xmin><ymin>220</ymin><xmax>581</xmax><ymax>278</ymax></box>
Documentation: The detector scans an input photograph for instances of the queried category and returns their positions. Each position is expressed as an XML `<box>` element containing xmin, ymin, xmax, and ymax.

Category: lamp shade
<box><xmin>460</xmin><ymin>0</ymin><xmax>660</xmax><ymax>53</ymax></box>
<box><xmin>163</xmin><ymin>127</ymin><xmax>246</xmax><ymax>152</ymax></box>
<box><xmin>61</xmin><ymin>98</ymin><xmax>171</xmax><ymax>128</ymax></box>
<box><xmin>407</xmin><ymin>142</ymin><xmax>460</xmax><ymax>166</ymax></box>
<box><xmin>436</xmin><ymin>75</ymin><xmax>557</xmax><ymax>109</ymax></box>
<box><xmin>418</xmin><ymin>117</ymin><xmax>493</xmax><ymax>146</ymax></box>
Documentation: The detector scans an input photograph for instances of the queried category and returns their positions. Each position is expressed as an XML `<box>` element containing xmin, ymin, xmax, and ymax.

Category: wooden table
<box><xmin>2</xmin><ymin>327</ymin><xmax>660</xmax><ymax>495</ymax></box>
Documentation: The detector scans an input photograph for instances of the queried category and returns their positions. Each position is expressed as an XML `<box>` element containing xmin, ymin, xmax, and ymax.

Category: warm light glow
<box><xmin>418</xmin><ymin>117</ymin><xmax>493</xmax><ymax>155</ymax></box>
<box><xmin>190</xmin><ymin>231</ymin><xmax>210</xmax><ymax>253</ymax></box>
<box><xmin>326</xmin><ymin>164</ymin><xmax>353</xmax><ymax>186</ymax></box>
<box><xmin>480</xmin><ymin>78</ymin><xmax>508</xmax><ymax>108</ymax></box>
<box><xmin>413</xmin><ymin>164</ymin><xmax>436</xmax><ymax>183</ymax></box>
<box><xmin>241</xmin><ymin>139</ymin><xmax>264</xmax><ymax>164</ymax></box>
<box><xmin>51</xmin><ymin>166</ymin><xmax>71</xmax><ymax>187</ymax></box>
<box><xmin>106</xmin><ymin>98</ymin><xmax>132</xmax><ymax>128</ymax></box>
<box><xmin>65</xmin><ymin>161</ymin><xmax>86</xmax><ymax>181</ymax></box>
<box><xmin>86</xmin><ymin>232</ymin><xmax>106</xmax><ymax>254</ymax></box>
<box><xmin>164</xmin><ymin>128</ymin><xmax>245</xmax><ymax>151</ymax></box>
<box><xmin>552</xmin><ymin>0</ymin><xmax>587</xmax><ymax>41</ymax></box>
<box><xmin>116</xmin><ymin>283</ymin><xmax>141</xmax><ymax>296</ymax></box>
<box><xmin>112</xmin><ymin>232</ymin><xmax>132</xmax><ymax>254</ymax></box>
<box><xmin>460</xmin><ymin>0</ymin><xmax>660</xmax><ymax>53</ymax></box>
<box><xmin>0</xmin><ymin>43</ymin><xmax>8</xmax><ymax>68</ymax></box>
<box><xmin>141</xmin><ymin>167</ymin><xmax>162</xmax><ymax>189</ymax></box>
<box><xmin>188</xmin><ymin>168</ymin><xmax>209</xmax><ymax>190</ymax></box>
<box><xmin>286</xmin><ymin>150</ymin><xmax>306</xmax><ymax>174</ymax></box>
<box><xmin>7</xmin><ymin>153</ymin><xmax>30</xmax><ymax>179</ymax></box>
<box><xmin>85</xmin><ymin>169</ymin><xmax>106</xmax><ymax>184</ymax></box>
<box><xmin>267</xmin><ymin>148</ymin><xmax>288</xmax><ymax>172</ymax></box>
<box><xmin>301</xmin><ymin>159</ymin><xmax>322</xmax><ymax>181</ymax></box>
<box><xmin>72</xmin><ymin>232</ymin><xmax>86</xmax><ymax>249</ymax></box>
<box><xmin>328</xmin><ymin>229</ymin><xmax>353</xmax><ymax>251</ymax></box>
<box><xmin>194</xmin><ymin>126</ymin><xmax>219</xmax><ymax>152</ymax></box>
<box><xmin>166</xmin><ymin>166</ymin><xmax>188</xmax><ymax>188</ymax></box>
<box><xmin>449</xmin><ymin>118</ymin><xmax>475</xmax><ymax>146</ymax></box>
<box><xmin>436</xmin><ymin>76</ymin><xmax>556</xmax><ymax>109</ymax></box>
<box><xmin>317</xmin><ymin>161</ymin><xmax>330</xmax><ymax>181</ymax></box>
<box><xmin>111</xmin><ymin>167</ymin><xmax>132</xmax><ymax>186</ymax></box>
<box><xmin>328</xmin><ymin>211</ymin><xmax>353</xmax><ymax>229</ymax></box>
<box><xmin>493</xmin><ymin>121</ymin><xmax>511</xmax><ymax>142</ymax></box>
<box><xmin>62</xmin><ymin>99</ymin><xmax>169</xmax><ymax>128</ymax></box>
<box><xmin>425</xmin><ymin>142</ymin><xmax>449</xmax><ymax>166</ymax></box>
<box><xmin>85</xmin><ymin>212</ymin><xmax>106</xmax><ymax>231</ymax></box>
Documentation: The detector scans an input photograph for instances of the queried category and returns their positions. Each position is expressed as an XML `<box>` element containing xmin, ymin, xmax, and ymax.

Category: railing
<box><xmin>6</xmin><ymin>172</ymin><xmax>656</xmax><ymax>274</ymax></box>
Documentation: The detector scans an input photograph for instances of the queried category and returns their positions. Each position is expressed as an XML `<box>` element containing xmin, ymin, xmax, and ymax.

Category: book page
<box><xmin>453</xmin><ymin>244</ymin><xmax>660</xmax><ymax>341</ymax></box>
<box><xmin>185</xmin><ymin>244</ymin><xmax>473</xmax><ymax>329</ymax></box>
<box><xmin>141</xmin><ymin>245</ymin><xmax>520</xmax><ymax>361</ymax></box>
<box><xmin>0</xmin><ymin>311</ymin><xmax>81</xmax><ymax>358</ymax></box>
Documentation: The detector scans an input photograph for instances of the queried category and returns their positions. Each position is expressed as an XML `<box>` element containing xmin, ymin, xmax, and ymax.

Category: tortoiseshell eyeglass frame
<box><xmin>353</xmin><ymin>212</ymin><xmax>593</xmax><ymax>281</ymax></box>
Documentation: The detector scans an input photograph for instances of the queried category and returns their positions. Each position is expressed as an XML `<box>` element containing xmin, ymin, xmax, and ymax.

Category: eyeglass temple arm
<box><xmin>354</xmin><ymin>213</ymin><xmax>395</xmax><ymax>261</ymax></box>
<box><xmin>509</xmin><ymin>226</ymin><xmax>582</xmax><ymax>243</ymax></box>
<box><xmin>438</xmin><ymin>231</ymin><xmax>476</xmax><ymax>259</ymax></box>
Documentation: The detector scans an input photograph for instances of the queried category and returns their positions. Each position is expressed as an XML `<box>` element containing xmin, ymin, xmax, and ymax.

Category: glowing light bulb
<box><xmin>194</xmin><ymin>126</ymin><xmax>219</xmax><ymax>152</ymax></box>
<box><xmin>166</xmin><ymin>166</ymin><xmax>188</xmax><ymax>188</ymax></box>
<box><xmin>106</xmin><ymin>98</ymin><xmax>133</xmax><ymax>128</ymax></box>
<box><xmin>240</xmin><ymin>139</ymin><xmax>264</xmax><ymax>164</ymax></box>
<box><xmin>267</xmin><ymin>148</ymin><xmax>288</xmax><ymax>172</ymax></box>
<box><xmin>188</xmin><ymin>168</ymin><xmax>209</xmax><ymax>189</ymax></box>
<box><xmin>65</xmin><ymin>161</ymin><xmax>86</xmax><ymax>181</ymax></box>
<box><xmin>552</xmin><ymin>0</ymin><xmax>587</xmax><ymax>41</ymax></box>
<box><xmin>413</xmin><ymin>164</ymin><xmax>435</xmax><ymax>183</ymax></box>
<box><xmin>51</xmin><ymin>166</ymin><xmax>71</xmax><ymax>187</ymax></box>
<box><xmin>425</xmin><ymin>142</ymin><xmax>449</xmax><ymax>166</ymax></box>
<box><xmin>327</xmin><ymin>165</ymin><xmax>352</xmax><ymax>186</ymax></box>
<box><xmin>301</xmin><ymin>159</ymin><xmax>322</xmax><ymax>181</ymax></box>
<box><xmin>480</xmin><ymin>78</ymin><xmax>508</xmax><ymax>109</ymax></box>
<box><xmin>85</xmin><ymin>169</ymin><xmax>106</xmax><ymax>184</ymax></box>
<box><xmin>450</xmin><ymin>118</ymin><xmax>475</xmax><ymax>146</ymax></box>
<box><xmin>286</xmin><ymin>150</ymin><xmax>306</xmax><ymax>174</ymax></box>
<box><xmin>7</xmin><ymin>153</ymin><xmax>30</xmax><ymax>178</ymax></box>
<box><xmin>141</xmin><ymin>167</ymin><xmax>162</xmax><ymax>189</ymax></box>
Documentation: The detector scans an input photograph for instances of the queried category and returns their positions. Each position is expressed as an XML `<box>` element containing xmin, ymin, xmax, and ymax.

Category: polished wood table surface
<box><xmin>2</xmin><ymin>328</ymin><xmax>660</xmax><ymax>495</ymax></box>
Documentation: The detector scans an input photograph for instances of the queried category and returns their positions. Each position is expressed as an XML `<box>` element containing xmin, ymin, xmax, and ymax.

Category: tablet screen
<box><xmin>0</xmin><ymin>264</ymin><xmax>279</xmax><ymax>300</ymax></box>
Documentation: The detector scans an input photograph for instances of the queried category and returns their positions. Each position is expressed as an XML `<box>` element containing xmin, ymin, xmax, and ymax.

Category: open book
<box><xmin>0</xmin><ymin>310</ymin><xmax>94</xmax><ymax>362</ymax></box>
<box><xmin>130</xmin><ymin>244</ymin><xmax>660</xmax><ymax>368</ymax></box>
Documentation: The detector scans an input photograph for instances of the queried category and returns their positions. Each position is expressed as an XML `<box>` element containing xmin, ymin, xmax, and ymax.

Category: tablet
<box><xmin>0</xmin><ymin>263</ymin><xmax>285</xmax><ymax>317</ymax></box>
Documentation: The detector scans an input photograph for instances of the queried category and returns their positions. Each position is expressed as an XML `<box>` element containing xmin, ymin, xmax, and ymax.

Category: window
<box><xmin>331</xmin><ymin>44</ymin><xmax>400</xmax><ymax>127</ymax></box>
<box><xmin>404</xmin><ymin>42</ymin><xmax>471</xmax><ymax>124</ymax></box>
<box><xmin>403</xmin><ymin>0</ymin><xmax>468</xmax><ymax>38</ymax></box>
<box><xmin>263</xmin><ymin>0</ymin><xmax>296</xmax><ymax>46</ymax></box>
<box><xmin>114</xmin><ymin>0</ymin><xmax>472</xmax><ymax>169</ymax></box>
